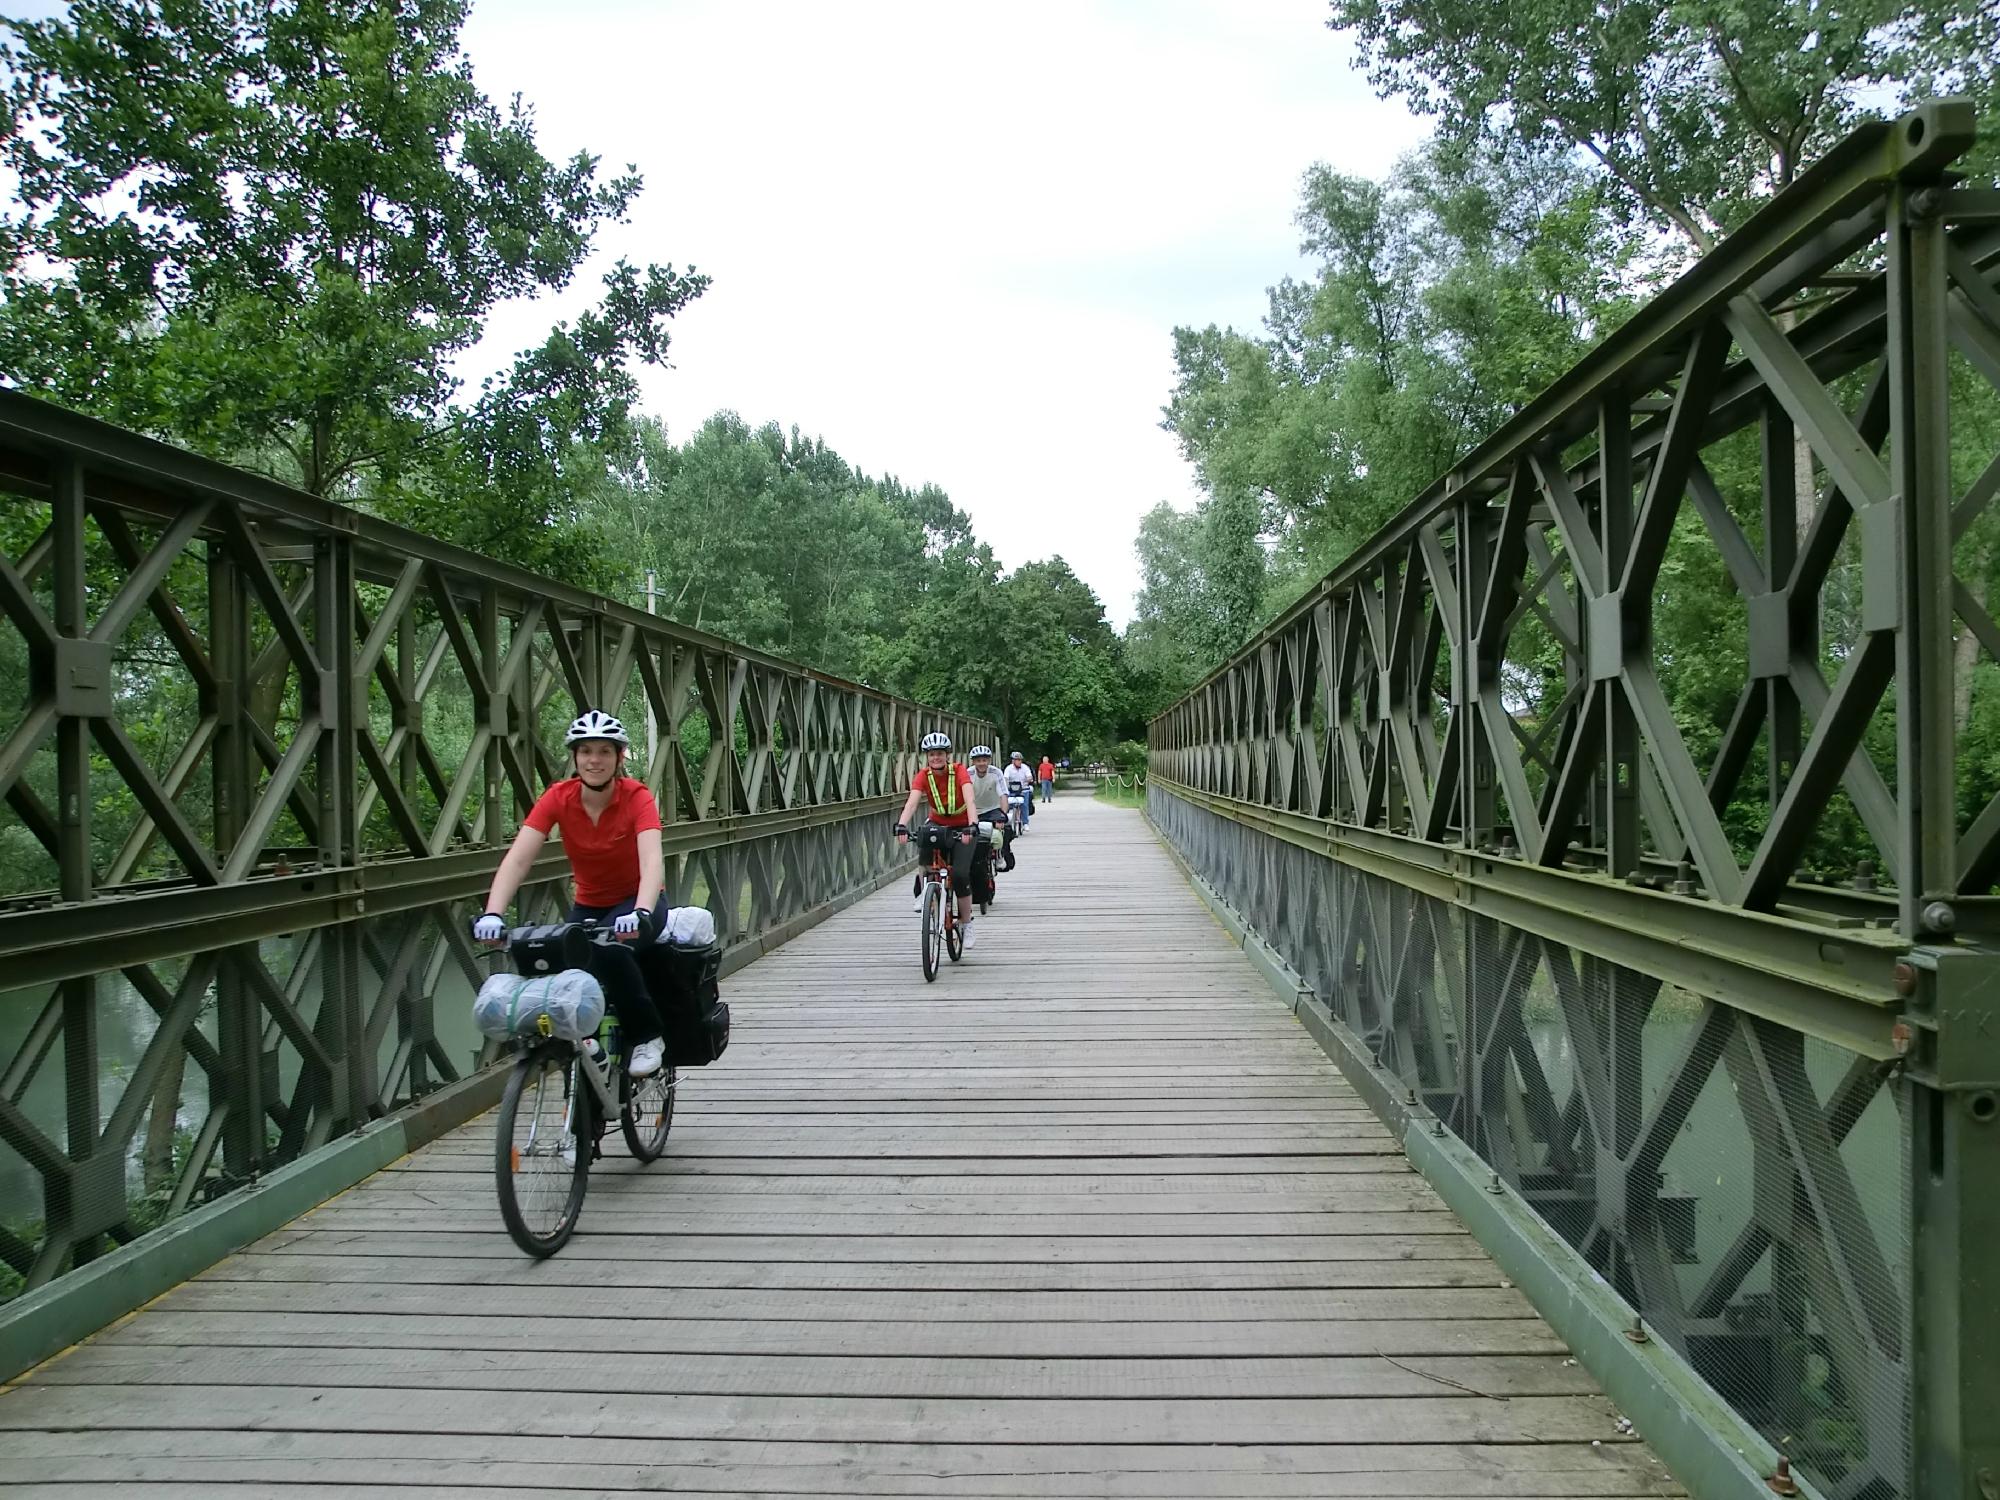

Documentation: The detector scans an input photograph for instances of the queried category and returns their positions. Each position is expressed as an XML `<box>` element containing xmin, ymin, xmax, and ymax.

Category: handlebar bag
<box><xmin>508</xmin><ymin>922</ymin><xmax>594</xmax><ymax>975</ymax></box>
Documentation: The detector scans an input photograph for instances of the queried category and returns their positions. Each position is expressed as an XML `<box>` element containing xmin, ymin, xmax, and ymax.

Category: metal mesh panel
<box><xmin>1151</xmin><ymin>782</ymin><xmax>1915</xmax><ymax>1499</ymax></box>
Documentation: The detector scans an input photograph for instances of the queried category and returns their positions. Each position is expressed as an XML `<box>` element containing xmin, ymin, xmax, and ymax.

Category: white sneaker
<box><xmin>628</xmin><ymin>1038</ymin><xmax>664</xmax><ymax>1077</ymax></box>
<box><xmin>961</xmin><ymin>920</ymin><xmax>977</xmax><ymax>951</ymax></box>
<box><xmin>912</xmin><ymin>890</ymin><xmax>924</xmax><ymax>913</ymax></box>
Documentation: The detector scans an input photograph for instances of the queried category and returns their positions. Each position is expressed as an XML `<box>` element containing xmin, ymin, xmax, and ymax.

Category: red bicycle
<box><xmin>915</xmin><ymin>837</ymin><xmax>967</xmax><ymax>982</ymax></box>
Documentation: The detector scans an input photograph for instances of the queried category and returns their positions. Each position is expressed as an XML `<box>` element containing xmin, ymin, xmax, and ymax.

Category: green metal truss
<box><xmin>1148</xmin><ymin>102</ymin><xmax>2000</xmax><ymax>1500</ymax></box>
<box><xmin>0</xmin><ymin>392</ymin><xmax>990</xmax><ymax>1298</ymax></box>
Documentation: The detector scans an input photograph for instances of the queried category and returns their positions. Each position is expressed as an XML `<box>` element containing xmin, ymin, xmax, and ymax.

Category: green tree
<box><xmin>1326</xmin><ymin>0</ymin><xmax>2000</xmax><ymax>252</ymax></box>
<box><xmin>1159</xmin><ymin>132</ymin><xmax>1622</xmax><ymax>636</ymax></box>
<box><xmin>1125</xmin><ymin>490</ymin><xmax>1273</xmax><ymax>702</ymax></box>
<box><xmin>0</xmin><ymin>0</ymin><xmax>706</xmax><ymax>576</ymax></box>
<box><xmin>993</xmin><ymin>559</ymin><xmax>1131</xmax><ymax>756</ymax></box>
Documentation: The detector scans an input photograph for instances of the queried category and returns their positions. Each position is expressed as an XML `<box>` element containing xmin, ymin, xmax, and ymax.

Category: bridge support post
<box><xmin>1906</xmin><ymin>951</ymin><xmax>2000</xmax><ymax>1500</ymax></box>
<box><xmin>1884</xmin><ymin>155</ymin><xmax>2000</xmax><ymax>1500</ymax></box>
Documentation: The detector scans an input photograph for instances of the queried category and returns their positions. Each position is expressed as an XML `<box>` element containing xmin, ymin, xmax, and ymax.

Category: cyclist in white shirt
<box><xmin>1003</xmin><ymin>751</ymin><xmax>1035</xmax><ymax>832</ymax></box>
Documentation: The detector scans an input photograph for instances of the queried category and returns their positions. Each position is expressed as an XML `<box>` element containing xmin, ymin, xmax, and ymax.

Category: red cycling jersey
<box><xmin>522</xmin><ymin>777</ymin><xmax>661</xmax><ymax>908</ymax></box>
<box><xmin>911</xmin><ymin>763</ymin><xmax>975</xmax><ymax>827</ymax></box>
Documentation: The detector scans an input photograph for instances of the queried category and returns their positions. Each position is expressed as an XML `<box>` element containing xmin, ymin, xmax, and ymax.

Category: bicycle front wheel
<box><xmin>921</xmin><ymin>879</ymin><xmax>942</xmax><ymax>982</ymax></box>
<box><xmin>622</xmin><ymin>1063</ymin><xmax>677</xmax><ymax>1163</ymax></box>
<box><xmin>494</xmin><ymin>1047</ymin><xmax>590</xmax><ymax>1257</ymax></box>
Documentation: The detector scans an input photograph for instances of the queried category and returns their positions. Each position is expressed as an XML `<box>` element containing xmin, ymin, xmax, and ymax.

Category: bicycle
<box><xmin>914</xmin><ymin>836</ymin><xmax>968</xmax><ymax>982</ymax></box>
<box><xmin>976</xmin><ymin>813</ymin><xmax>1006</xmax><ymax>909</ymax></box>
<box><xmin>1008</xmin><ymin>791</ymin><xmax>1027</xmax><ymax>839</ymax></box>
<box><xmin>488</xmin><ymin>924</ymin><xmax>677</xmax><ymax>1257</ymax></box>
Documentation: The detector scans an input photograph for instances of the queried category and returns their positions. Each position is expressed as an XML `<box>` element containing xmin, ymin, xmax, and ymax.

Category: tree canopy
<box><xmin>1</xmin><ymin>0</ymin><xmax>705</xmax><ymax>580</ymax></box>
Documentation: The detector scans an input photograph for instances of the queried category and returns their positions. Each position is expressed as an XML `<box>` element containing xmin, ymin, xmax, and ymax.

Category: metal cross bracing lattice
<box><xmin>1149</xmin><ymin>102</ymin><xmax>2000</xmax><ymax>1500</ymax></box>
<box><xmin>1153</xmin><ymin>786</ymin><xmax>1910</xmax><ymax>1499</ymax></box>
<box><xmin>0</xmin><ymin>391</ymin><xmax>990</xmax><ymax>1299</ymax></box>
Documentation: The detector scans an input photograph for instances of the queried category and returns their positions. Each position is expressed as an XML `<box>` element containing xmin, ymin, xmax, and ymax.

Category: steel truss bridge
<box><xmin>0</xmin><ymin>98</ymin><xmax>1995</xmax><ymax>1500</ymax></box>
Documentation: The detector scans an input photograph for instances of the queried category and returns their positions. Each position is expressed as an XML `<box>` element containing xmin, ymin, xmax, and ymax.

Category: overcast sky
<box><xmin>455</xmin><ymin>0</ymin><xmax>1428</xmax><ymax>625</ymax></box>
<box><xmin>7</xmin><ymin>0</ymin><xmax>1428</xmax><ymax>624</ymax></box>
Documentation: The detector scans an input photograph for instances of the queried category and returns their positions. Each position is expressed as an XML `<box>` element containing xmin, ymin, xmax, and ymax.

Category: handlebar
<box><xmin>479</xmin><ymin>916</ymin><xmax>646</xmax><ymax>952</ymax></box>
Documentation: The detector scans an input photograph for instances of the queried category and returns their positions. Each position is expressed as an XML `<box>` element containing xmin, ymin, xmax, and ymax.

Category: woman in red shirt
<box><xmin>896</xmin><ymin>730</ymin><xmax>980</xmax><ymax>950</ymax></box>
<box><xmin>473</xmin><ymin>710</ymin><xmax>668</xmax><ymax>1076</ymax></box>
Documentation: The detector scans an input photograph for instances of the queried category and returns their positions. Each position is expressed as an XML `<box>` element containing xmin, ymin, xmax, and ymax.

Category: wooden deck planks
<box><xmin>0</xmin><ymin>793</ymin><xmax>1683</xmax><ymax>1497</ymax></box>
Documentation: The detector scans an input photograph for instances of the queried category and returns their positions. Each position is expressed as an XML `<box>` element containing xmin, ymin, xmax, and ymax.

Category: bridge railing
<box><xmin>1148</xmin><ymin>101</ymin><xmax>1999</xmax><ymax>1500</ymax></box>
<box><xmin>0</xmin><ymin>393</ymin><xmax>990</xmax><ymax>1301</ymax></box>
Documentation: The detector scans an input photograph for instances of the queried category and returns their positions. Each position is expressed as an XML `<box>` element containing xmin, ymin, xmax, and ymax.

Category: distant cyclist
<box><xmin>473</xmin><ymin>711</ymin><xmax>667</xmax><ymax>1077</ymax></box>
<box><xmin>895</xmin><ymin>731</ymin><xmax>980</xmax><ymax>949</ymax></box>
<box><xmin>1037</xmin><ymin>755</ymin><xmax>1055</xmax><ymax>806</ymax></box>
<box><xmin>1003</xmin><ymin>751</ymin><xmax>1035</xmax><ymax>832</ymax></box>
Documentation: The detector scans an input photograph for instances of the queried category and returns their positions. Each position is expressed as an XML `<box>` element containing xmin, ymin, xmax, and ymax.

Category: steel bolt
<box><xmin>1851</xmin><ymin>859</ymin><xmax>1877</xmax><ymax>893</ymax></box>
<box><xmin>1486</xmin><ymin>1171</ymin><xmax>1504</xmax><ymax>1195</ymax></box>
<box><xmin>1767</xmin><ymin>1457</ymin><xmax>1799</xmax><ymax>1496</ymax></box>
<box><xmin>1670</xmin><ymin>860</ymin><xmax>1696</xmax><ymax>896</ymax></box>
<box><xmin>1923</xmin><ymin>900</ymin><xmax>1956</xmax><ymax>935</ymax></box>
<box><xmin>1623</xmin><ymin>1315</ymin><xmax>1649</xmax><ymax>1344</ymax></box>
<box><xmin>1431</xmin><ymin>1118</ymin><xmax>1446</xmax><ymax>1138</ymax></box>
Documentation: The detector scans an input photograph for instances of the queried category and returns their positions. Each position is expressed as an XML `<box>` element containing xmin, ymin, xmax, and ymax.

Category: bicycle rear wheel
<box><xmin>621</xmin><ymin>1063</ymin><xmax>677</xmax><ymax>1163</ymax></box>
<box><xmin>495</xmin><ymin>1047</ymin><xmax>590</xmax><ymax>1257</ymax></box>
<box><xmin>920</xmin><ymin>879</ymin><xmax>942</xmax><ymax>982</ymax></box>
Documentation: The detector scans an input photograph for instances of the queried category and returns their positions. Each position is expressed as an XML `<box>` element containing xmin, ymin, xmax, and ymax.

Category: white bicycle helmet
<box><xmin>919</xmin><ymin>730</ymin><xmax>952</xmax><ymax>751</ymax></box>
<box><xmin>565</xmin><ymin>710</ymin><xmax>630</xmax><ymax>747</ymax></box>
<box><xmin>969</xmin><ymin>744</ymin><xmax>993</xmax><ymax>759</ymax></box>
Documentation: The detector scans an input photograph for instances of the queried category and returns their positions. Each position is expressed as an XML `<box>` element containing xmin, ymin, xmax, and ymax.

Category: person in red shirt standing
<box><xmin>1037</xmin><ymin>755</ymin><xmax>1056</xmax><ymax>806</ymax></box>
<box><xmin>473</xmin><ymin>710</ymin><xmax>668</xmax><ymax>1076</ymax></box>
<box><xmin>895</xmin><ymin>730</ymin><xmax>981</xmax><ymax>950</ymax></box>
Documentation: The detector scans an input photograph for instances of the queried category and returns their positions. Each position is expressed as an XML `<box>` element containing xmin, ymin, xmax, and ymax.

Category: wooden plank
<box><xmin>35</xmin><ymin>1347</ymin><xmax>1601</xmax><ymax>1398</ymax></box>
<box><xmin>382</xmin><ymin>1160</ymin><xmax>1432</xmax><ymax>1184</ymax></box>
<box><xmin>91</xmin><ymin>1311</ymin><xmax>1576</xmax><ymax>1357</ymax></box>
<box><xmin>0</xmin><ymin>1433</ymin><xmax>1686</xmax><ymax>1498</ymax></box>
<box><xmin>246</xmin><ymin>1228</ymin><xmax>1492</xmax><ymax>1261</ymax></box>
<box><xmin>5</xmin><ymin>794</ymin><xmax>1681</xmax><ymax>1496</ymax></box>
<box><xmin>0</xmin><ymin>1382</ymin><xmax>1637</xmax><ymax>1445</ymax></box>
<box><xmin>192</xmin><ymin>1253</ymin><xmax>1506</xmax><ymax>1293</ymax></box>
<box><xmin>151</xmin><ymin>1281</ymin><xmax>1541</xmax><ymax>1321</ymax></box>
<box><xmin>322</xmin><ymin>1188</ymin><xmax>1452</xmax><ymax>1216</ymax></box>
<box><xmin>290</xmin><ymin>1208</ymin><xmax>1459</xmax><ymax>1235</ymax></box>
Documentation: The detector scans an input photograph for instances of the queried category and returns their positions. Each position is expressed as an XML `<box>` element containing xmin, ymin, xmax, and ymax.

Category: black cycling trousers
<box><xmin>570</xmin><ymin>899</ymin><xmax>665</xmax><ymax>1045</ymax></box>
<box><xmin>914</xmin><ymin>824</ymin><xmax>975</xmax><ymax>896</ymax></box>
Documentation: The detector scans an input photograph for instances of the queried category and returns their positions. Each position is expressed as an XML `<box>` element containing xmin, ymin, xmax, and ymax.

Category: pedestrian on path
<box><xmin>1037</xmin><ymin>755</ymin><xmax>1055</xmax><ymax>805</ymax></box>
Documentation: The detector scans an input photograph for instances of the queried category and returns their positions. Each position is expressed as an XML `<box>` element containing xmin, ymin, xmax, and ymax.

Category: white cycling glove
<box><xmin>472</xmin><ymin>913</ymin><xmax>506</xmax><ymax>943</ymax></box>
<box><xmin>613</xmin><ymin>910</ymin><xmax>643</xmax><ymax>939</ymax></box>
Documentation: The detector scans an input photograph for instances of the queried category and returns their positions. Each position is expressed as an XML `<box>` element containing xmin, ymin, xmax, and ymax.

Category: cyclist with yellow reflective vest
<box><xmin>895</xmin><ymin>730</ymin><xmax>980</xmax><ymax>950</ymax></box>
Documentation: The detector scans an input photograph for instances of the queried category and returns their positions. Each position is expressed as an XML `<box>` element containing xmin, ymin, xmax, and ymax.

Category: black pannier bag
<box><xmin>640</xmin><ymin>940</ymin><xmax>729</xmax><ymax>1066</ymax></box>
<box><xmin>508</xmin><ymin>922</ymin><xmax>595</xmax><ymax>976</ymax></box>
